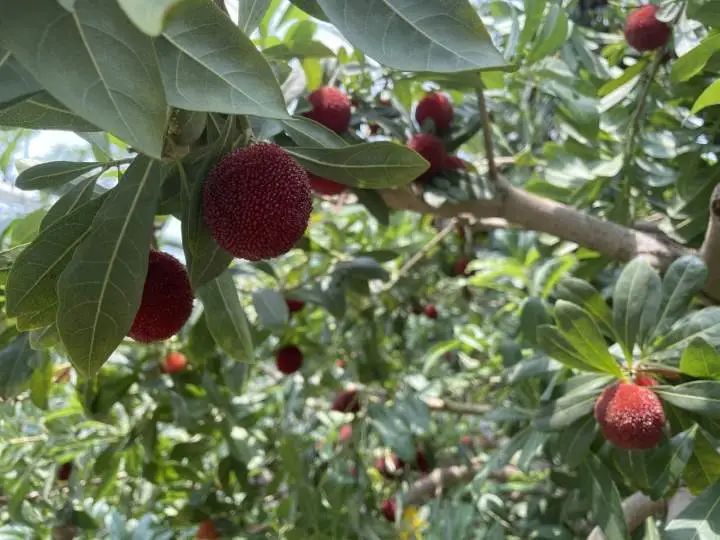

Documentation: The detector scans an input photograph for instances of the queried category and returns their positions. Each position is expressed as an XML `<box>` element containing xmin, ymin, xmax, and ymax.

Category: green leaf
<box><xmin>542</xmin><ymin>79</ymin><xmax>598</xmax><ymax>139</ymax></box>
<box><xmin>519</xmin><ymin>297</ymin><xmax>552</xmax><ymax>347</ymax></box>
<box><xmin>0</xmin><ymin>334</ymin><xmax>41</xmax><ymax>398</ymax></box>
<box><xmin>368</xmin><ymin>403</ymin><xmax>415</xmax><ymax>462</ymax></box>
<box><xmin>680</xmin><ymin>338</ymin><xmax>720</xmax><ymax>379</ymax></box>
<box><xmin>0</xmin><ymin>91</ymin><xmax>100</xmax><ymax>131</ymax></box>
<box><xmin>353</xmin><ymin>189</ymin><xmax>390</xmax><ymax>226</ymax></box>
<box><xmin>672</xmin><ymin>33</ymin><xmax>720</xmax><ymax>83</ymax></box>
<box><xmin>315</xmin><ymin>0</ymin><xmax>507</xmax><ymax>73</ymax></box>
<box><xmin>552</xmin><ymin>415</ymin><xmax>596</xmax><ymax>467</ymax></box>
<box><xmin>653</xmin><ymin>256</ymin><xmax>708</xmax><ymax>340</ymax></box>
<box><xmin>555</xmin><ymin>277</ymin><xmax>615</xmax><ymax>339</ymax></box>
<box><xmin>0</xmin><ymin>0</ymin><xmax>168</xmax><ymax>158</ymax></box>
<box><xmin>157</xmin><ymin>1</ymin><xmax>289</xmax><ymax>119</ymax></box>
<box><xmin>526</xmin><ymin>4</ymin><xmax>569</xmax><ymax>64</ymax></box>
<box><xmin>41</xmin><ymin>175</ymin><xmax>99</xmax><ymax>231</ymax></box>
<box><xmin>598</xmin><ymin>58</ymin><xmax>648</xmax><ymax>97</ymax></box>
<box><xmin>5</xmin><ymin>196</ymin><xmax>105</xmax><ymax>329</ymax></box>
<box><xmin>664</xmin><ymin>481</ymin><xmax>720</xmax><ymax>539</ymax></box>
<box><xmin>582</xmin><ymin>453</ymin><xmax>629</xmax><ymax>540</ymax></box>
<box><xmin>650</xmin><ymin>425</ymin><xmax>698</xmax><ymax>499</ymax></box>
<box><xmin>656</xmin><ymin>307</ymin><xmax>720</xmax><ymax>359</ymax></box>
<box><xmin>29</xmin><ymin>353</ymin><xmax>52</xmax><ymax>410</ymax></box>
<box><xmin>198</xmin><ymin>271</ymin><xmax>254</xmax><ymax>363</ymax></box>
<box><xmin>285</xmin><ymin>142</ymin><xmax>429</xmax><ymax>188</ymax></box>
<box><xmin>518</xmin><ymin>0</ymin><xmax>547</xmax><ymax>52</ymax></box>
<box><xmin>333</xmin><ymin>257</ymin><xmax>389</xmax><ymax>281</ymax></box>
<box><xmin>252</xmin><ymin>289</ymin><xmax>289</xmax><ymax>329</ymax></box>
<box><xmin>238</xmin><ymin>0</ymin><xmax>272</xmax><ymax>34</ymax></box>
<box><xmin>654</xmin><ymin>382</ymin><xmax>720</xmax><ymax>417</ymax></box>
<box><xmin>289</xmin><ymin>0</ymin><xmax>327</xmax><ymax>20</ymax></box>
<box><xmin>15</xmin><ymin>161</ymin><xmax>103</xmax><ymax>191</ymax></box>
<box><xmin>57</xmin><ymin>157</ymin><xmax>167</xmax><ymax>377</ymax></box>
<box><xmin>281</xmin><ymin>117</ymin><xmax>347</xmax><ymax>148</ymax></box>
<box><xmin>0</xmin><ymin>244</ymin><xmax>27</xmax><ymax>287</ymax></box>
<box><xmin>613</xmin><ymin>257</ymin><xmax>662</xmax><ymax>353</ymax></box>
<box><xmin>554</xmin><ymin>301</ymin><xmax>622</xmax><ymax>377</ymax></box>
<box><xmin>692</xmin><ymin>79</ymin><xmax>720</xmax><ymax>114</ymax></box>
<box><xmin>116</xmin><ymin>0</ymin><xmax>191</xmax><ymax>36</ymax></box>
<box><xmin>0</xmin><ymin>50</ymin><xmax>40</xmax><ymax>106</ymax></box>
<box><xmin>536</xmin><ymin>325</ymin><xmax>596</xmax><ymax>372</ymax></box>
<box><xmin>534</xmin><ymin>389</ymin><xmax>600</xmax><ymax>431</ymax></box>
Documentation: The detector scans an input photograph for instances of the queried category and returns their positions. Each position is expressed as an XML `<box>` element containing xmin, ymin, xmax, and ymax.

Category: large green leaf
<box><xmin>612</xmin><ymin>257</ymin><xmax>662</xmax><ymax>354</ymax></box>
<box><xmin>654</xmin><ymin>382</ymin><xmax>720</xmax><ymax>417</ymax></box>
<box><xmin>57</xmin><ymin>157</ymin><xmax>167</xmax><ymax>376</ymax></box>
<box><xmin>692</xmin><ymin>79</ymin><xmax>720</xmax><ymax>114</ymax></box>
<box><xmin>315</xmin><ymin>0</ymin><xmax>507</xmax><ymax>73</ymax></box>
<box><xmin>653</xmin><ymin>256</ymin><xmax>708</xmax><ymax>341</ymax></box>
<box><xmin>238</xmin><ymin>0</ymin><xmax>272</xmax><ymax>34</ymax></box>
<box><xmin>649</xmin><ymin>425</ymin><xmax>698</xmax><ymax>499</ymax></box>
<box><xmin>5</xmin><ymin>196</ymin><xmax>105</xmax><ymax>330</ymax></box>
<box><xmin>285</xmin><ymin>142</ymin><xmax>429</xmax><ymax>188</ymax></box>
<box><xmin>553</xmin><ymin>301</ymin><xmax>623</xmax><ymax>377</ymax></box>
<box><xmin>534</xmin><ymin>389</ymin><xmax>600</xmax><ymax>431</ymax></box>
<box><xmin>157</xmin><ymin>1</ymin><xmax>289</xmax><ymax>119</ymax></box>
<box><xmin>116</xmin><ymin>0</ymin><xmax>191</xmax><ymax>36</ymax></box>
<box><xmin>664</xmin><ymin>481</ymin><xmax>720</xmax><ymax>539</ymax></box>
<box><xmin>281</xmin><ymin>117</ymin><xmax>347</xmax><ymax>148</ymax></box>
<box><xmin>680</xmin><ymin>338</ymin><xmax>720</xmax><ymax>379</ymax></box>
<box><xmin>656</xmin><ymin>307</ymin><xmax>720</xmax><ymax>359</ymax></box>
<box><xmin>555</xmin><ymin>277</ymin><xmax>614</xmax><ymax>339</ymax></box>
<box><xmin>0</xmin><ymin>49</ymin><xmax>40</xmax><ymax>106</ymax></box>
<box><xmin>0</xmin><ymin>91</ymin><xmax>99</xmax><ymax>131</ymax></box>
<box><xmin>252</xmin><ymin>289</ymin><xmax>289</xmax><ymax>329</ymax></box>
<box><xmin>672</xmin><ymin>33</ymin><xmax>720</xmax><ymax>83</ymax></box>
<box><xmin>15</xmin><ymin>161</ymin><xmax>103</xmax><ymax>191</ymax></box>
<box><xmin>40</xmin><ymin>175</ymin><xmax>99</xmax><ymax>231</ymax></box>
<box><xmin>526</xmin><ymin>4</ymin><xmax>569</xmax><ymax>64</ymax></box>
<box><xmin>198</xmin><ymin>271</ymin><xmax>254</xmax><ymax>363</ymax></box>
<box><xmin>552</xmin><ymin>415</ymin><xmax>596</xmax><ymax>467</ymax></box>
<box><xmin>582</xmin><ymin>454</ymin><xmax>628</xmax><ymax>540</ymax></box>
<box><xmin>0</xmin><ymin>334</ymin><xmax>41</xmax><ymax>398</ymax></box>
<box><xmin>536</xmin><ymin>325</ymin><xmax>596</xmax><ymax>372</ymax></box>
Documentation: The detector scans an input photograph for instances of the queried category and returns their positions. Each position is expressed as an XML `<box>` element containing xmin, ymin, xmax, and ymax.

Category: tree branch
<box><xmin>587</xmin><ymin>491</ymin><xmax>666</xmax><ymax>539</ymax></box>
<box><xmin>476</xmin><ymin>85</ymin><xmax>506</xmax><ymax>195</ymax></box>
<box><xmin>422</xmin><ymin>396</ymin><xmax>491</xmax><ymax>415</ymax></box>
<box><xmin>700</xmin><ymin>184</ymin><xmax>720</xmax><ymax>299</ymax></box>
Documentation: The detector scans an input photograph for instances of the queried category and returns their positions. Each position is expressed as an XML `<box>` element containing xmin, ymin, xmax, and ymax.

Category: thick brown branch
<box><xmin>700</xmin><ymin>184</ymin><xmax>720</xmax><ymax>299</ymax></box>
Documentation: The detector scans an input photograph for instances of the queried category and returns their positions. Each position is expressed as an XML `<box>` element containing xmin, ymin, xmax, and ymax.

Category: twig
<box><xmin>476</xmin><ymin>85</ymin><xmax>505</xmax><ymax>195</ymax></box>
<box><xmin>422</xmin><ymin>396</ymin><xmax>491</xmax><ymax>415</ymax></box>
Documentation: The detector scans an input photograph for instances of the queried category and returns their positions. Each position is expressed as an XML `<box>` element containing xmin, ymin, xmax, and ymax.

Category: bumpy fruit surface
<box><xmin>408</xmin><ymin>133</ymin><xmax>447</xmax><ymax>182</ymax></box>
<box><xmin>286</xmin><ymin>298</ymin><xmax>305</xmax><ymax>313</ymax></box>
<box><xmin>332</xmin><ymin>389</ymin><xmax>360</xmax><ymax>413</ymax></box>
<box><xmin>196</xmin><ymin>520</ymin><xmax>218</xmax><ymax>539</ymax></box>
<box><xmin>415</xmin><ymin>92</ymin><xmax>454</xmax><ymax>132</ymax></box>
<box><xmin>276</xmin><ymin>345</ymin><xmax>303</xmax><ymax>375</ymax></box>
<box><xmin>308</xmin><ymin>172</ymin><xmax>346</xmax><ymax>196</ymax></box>
<box><xmin>423</xmin><ymin>304</ymin><xmax>438</xmax><ymax>320</ymax></box>
<box><xmin>594</xmin><ymin>382</ymin><xmax>665</xmax><ymax>450</ymax></box>
<box><xmin>162</xmin><ymin>351</ymin><xmax>188</xmax><ymax>374</ymax></box>
<box><xmin>381</xmin><ymin>498</ymin><xmax>397</xmax><ymax>522</ymax></box>
<box><xmin>203</xmin><ymin>143</ymin><xmax>312</xmax><ymax>261</ymax></box>
<box><xmin>304</xmin><ymin>86</ymin><xmax>351</xmax><ymax>133</ymax></box>
<box><xmin>624</xmin><ymin>5</ymin><xmax>671</xmax><ymax>51</ymax></box>
<box><xmin>128</xmin><ymin>250</ymin><xmax>193</xmax><ymax>343</ymax></box>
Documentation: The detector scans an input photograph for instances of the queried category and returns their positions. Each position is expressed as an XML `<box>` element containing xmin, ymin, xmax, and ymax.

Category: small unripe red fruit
<box><xmin>407</xmin><ymin>133</ymin><xmax>447</xmax><ymax>182</ymax></box>
<box><xmin>335</xmin><ymin>358</ymin><xmax>346</xmax><ymax>368</ymax></box>
<box><xmin>445</xmin><ymin>155</ymin><xmax>467</xmax><ymax>170</ymax></box>
<box><xmin>635</xmin><ymin>373</ymin><xmax>658</xmax><ymax>387</ymax></box>
<box><xmin>57</xmin><ymin>462</ymin><xmax>72</xmax><ymax>481</ymax></box>
<box><xmin>423</xmin><ymin>304</ymin><xmax>438</xmax><ymax>319</ymax></box>
<box><xmin>162</xmin><ymin>351</ymin><xmax>188</xmax><ymax>374</ymax></box>
<box><xmin>415</xmin><ymin>92</ymin><xmax>454</xmax><ymax>132</ymax></box>
<box><xmin>203</xmin><ymin>143</ymin><xmax>312</xmax><ymax>261</ymax></box>
<box><xmin>460</xmin><ymin>435</ymin><xmax>473</xmax><ymax>447</ymax></box>
<box><xmin>304</xmin><ymin>86</ymin><xmax>351</xmax><ymax>133</ymax></box>
<box><xmin>375</xmin><ymin>453</ymin><xmax>405</xmax><ymax>478</ymax></box>
<box><xmin>128</xmin><ymin>250</ymin><xmax>193</xmax><ymax>343</ymax></box>
<box><xmin>276</xmin><ymin>345</ymin><xmax>303</xmax><ymax>375</ymax></box>
<box><xmin>624</xmin><ymin>5</ymin><xmax>671</xmax><ymax>52</ymax></box>
<box><xmin>332</xmin><ymin>389</ymin><xmax>360</xmax><ymax>413</ymax></box>
<box><xmin>285</xmin><ymin>298</ymin><xmax>305</xmax><ymax>313</ymax></box>
<box><xmin>452</xmin><ymin>257</ymin><xmax>470</xmax><ymax>276</ymax></box>
<box><xmin>339</xmin><ymin>424</ymin><xmax>353</xmax><ymax>443</ymax></box>
<box><xmin>381</xmin><ymin>498</ymin><xmax>397</xmax><ymax>522</ymax></box>
<box><xmin>196</xmin><ymin>520</ymin><xmax>218</xmax><ymax>539</ymax></box>
<box><xmin>308</xmin><ymin>172</ymin><xmax>346</xmax><ymax>196</ymax></box>
<box><xmin>594</xmin><ymin>382</ymin><xmax>665</xmax><ymax>450</ymax></box>
<box><xmin>415</xmin><ymin>449</ymin><xmax>431</xmax><ymax>474</ymax></box>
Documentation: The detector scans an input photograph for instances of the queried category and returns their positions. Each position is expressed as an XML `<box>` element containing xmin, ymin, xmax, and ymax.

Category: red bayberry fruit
<box><xmin>624</xmin><ymin>5</ymin><xmax>671</xmax><ymax>52</ymax></box>
<box><xmin>128</xmin><ymin>250</ymin><xmax>193</xmax><ymax>343</ymax></box>
<box><xmin>57</xmin><ymin>462</ymin><xmax>72</xmax><ymax>481</ymax></box>
<box><xmin>286</xmin><ymin>298</ymin><xmax>305</xmax><ymax>313</ymax></box>
<box><xmin>415</xmin><ymin>92</ymin><xmax>454</xmax><ymax>132</ymax></box>
<box><xmin>381</xmin><ymin>498</ymin><xmax>397</xmax><ymax>522</ymax></box>
<box><xmin>196</xmin><ymin>520</ymin><xmax>218</xmax><ymax>539</ymax></box>
<box><xmin>423</xmin><ymin>304</ymin><xmax>438</xmax><ymax>319</ymax></box>
<box><xmin>415</xmin><ymin>449</ymin><xmax>431</xmax><ymax>474</ymax></box>
<box><xmin>304</xmin><ymin>86</ymin><xmax>351</xmax><ymax>133</ymax></box>
<box><xmin>308</xmin><ymin>172</ymin><xmax>346</xmax><ymax>196</ymax></box>
<box><xmin>276</xmin><ymin>345</ymin><xmax>303</xmax><ymax>375</ymax></box>
<box><xmin>445</xmin><ymin>155</ymin><xmax>467</xmax><ymax>170</ymax></box>
<box><xmin>203</xmin><ymin>143</ymin><xmax>312</xmax><ymax>261</ymax></box>
<box><xmin>375</xmin><ymin>453</ymin><xmax>405</xmax><ymax>478</ymax></box>
<box><xmin>335</xmin><ymin>358</ymin><xmax>346</xmax><ymax>368</ymax></box>
<box><xmin>339</xmin><ymin>424</ymin><xmax>353</xmax><ymax>443</ymax></box>
<box><xmin>408</xmin><ymin>133</ymin><xmax>447</xmax><ymax>182</ymax></box>
<box><xmin>332</xmin><ymin>389</ymin><xmax>360</xmax><ymax>413</ymax></box>
<box><xmin>162</xmin><ymin>351</ymin><xmax>188</xmax><ymax>374</ymax></box>
<box><xmin>452</xmin><ymin>257</ymin><xmax>470</xmax><ymax>276</ymax></box>
<box><xmin>635</xmin><ymin>373</ymin><xmax>658</xmax><ymax>387</ymax></box>
<box><xmin>594</xmin><ymin>382</ymin><xmax>665</xmax><ymax>450</ymax></box>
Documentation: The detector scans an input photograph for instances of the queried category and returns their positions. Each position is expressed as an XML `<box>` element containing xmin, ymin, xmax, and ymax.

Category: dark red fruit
<box><xmin>162</xmin><ymin>351</ymin><xmax>188</xmax><ymax>374</ymax></box>
<box><xmin>445</xmin><ymin>155</ymin><xmax>467</xmax><ymax>170</ymax></box>
<box><xmin>308</xmin><ymin>172</ymin><xmax>346</xmax><ymax>196</ymax></box>
<box><xmin>339</xmin><ymin>424</ymin><xmax>353</xmax><ymax>443</ymax></box>
<box><xmin>381</xmin><ymin>498</ymin><xmax>397</xmax><ymax>522</ymax></box>
<box><xmin>304</xmin><ymin>86</ymin><xmax>351</xmax><ymax>133</ymax></box>
<box><xmin>415</xmin><ymin>92</ymin><xmax>454</xmax><ymax>132</ymax></box>
<box><xmin>276</xmin><ymin>345</ymin><xmax>303</xmax><ymax>375</ymax></box>
<box><xmin>128</xmin><ymin>250</ymin><xmax>193</xmax><ymax>343</ymax></box>
<box><xmin>594</xmin><ymin>382</ymin><xmax>665</xmax><ymax>450</ymax></box>
<box><xmin>415</xmin><ymin>449</ymin><xmax>431</xmax><ymax>474</ymax></box>
<box><xmin>408</xmin><ymin>133</ymin><xmax>447</xmax><ymax>182</ymax></box>
<box><xmin>57</xmin><ymin>462</ymin><xmax>72</xmax><ymax>481</ymax></box>
<box><xmin>423</xmin><ymin>304</ymin><xmax>438</xmax><ymax>319</ymax></box>
<box><xmin>369</xmin><ymin>123</ymin><xmax>381</xmax><ymax>135</ymax></box>
<box><xmin>452</xmin><ymin>257</ymin><xmax>470</xmax><ymax>276</ymax></box>
<box><xmin>203</xmin><ymin>143</ymin><xmax>312</xmax><ymax>261</ymax></box>
<box><xmin>460</xmin><ymin>435</ymin><xmax>473</xmax><ymax>447</ymax></box>
<box><xmin>332</xmin><ymin>389</ymin><xmax>360</xmax><ymax>413</ymax></box>
<box><xmin>286</xmin><ymin>298</ymin><xmax>305</xmax><ymax>313</ymax></box>
<box><xmin>375</xmin><ymin>453</ymin><xmax>405</xmax><ymax>478</ymax></box>
<box><xmin>196</xmin><ymin>520</ymin><xmax>218</xmax><ymax>539</ymax></box>
<box><xmin>335</xmin><ymin>358</ymin><xmax>346</xmax><ymax>368</ymax></box>
<box><xmin>624</xmin><ymin>5</ymin><xmax>671</xmax><ymax>51</ymax></box>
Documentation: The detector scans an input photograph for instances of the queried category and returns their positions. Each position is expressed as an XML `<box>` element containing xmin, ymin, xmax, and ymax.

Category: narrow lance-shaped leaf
<box><xmin>555</xmin><ymin>277</ymin><xmax>615</xmax><ymax>339</ymax></box>
<box><xmin>252</xmin><ymin>289</ymin><xmax>290</xmax><ymax>330</ymax></box>
<box><xmin>653</xmin><ymin>255</ymin><xmax>708</xmax><ymax>341</ymax></box>
<box><xmin>582</xmin><ymin>453</ymin><xmax>629</xmax><ymax>540</ymax></box>
<box><xmin>0</xmin><ymin>0</ymin><xmax>168</xmax><ymax>158</ymax></box>
<box><xmin>536</xmin><ymin>325</ymin><xmax>595</xmax><ymax>372</ymax></box>
<box><xmin>57</xmin><ymin>157</ymin><xmax>167</xmax><ymax>377</ymax></box>
<box><xmin>679</xmin><ymin>337</ymin><xmax>720</xmax><ymax>379</ymax></box>
<box><xmin>613</xmin><ymin>257</ymin><xmax>662</xmax><ymax>354</ymax></box>
<box><xmin>0</xmin><ymin>91</ymin><xmax>100</xmax><ymax>131</ymax></box>
<box><xmin>0</xmin><ymin>334</ymin><xmax>41</xmax><ymax>398</ymax></box>
<box><xmin>649</xmin><ymin>424</ymin><xmax>698</xmax><ymax>499</ymax></box>
<box><xmin>665</xmin><ymin>481</ymin><xmax>720</xmax><ymax>539</ymax></box>
<box><xmin>654</xmin><ymin>382</ymin><xmax>720</xmax><ymax>417</ymax></box>
<box><xmin>40</xmin><ymin>175</ymin><xmax>99</xmax><ymax>231</ymax></box>
<box><xmin>316</xmin><ymin>0</ymin><xmax>507</xmax><ymax>73</ymax></box>
<box><xmin>15</xmin><ymin>161</ymin><xmax>103</xmax><ymax>191</ymax></box>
